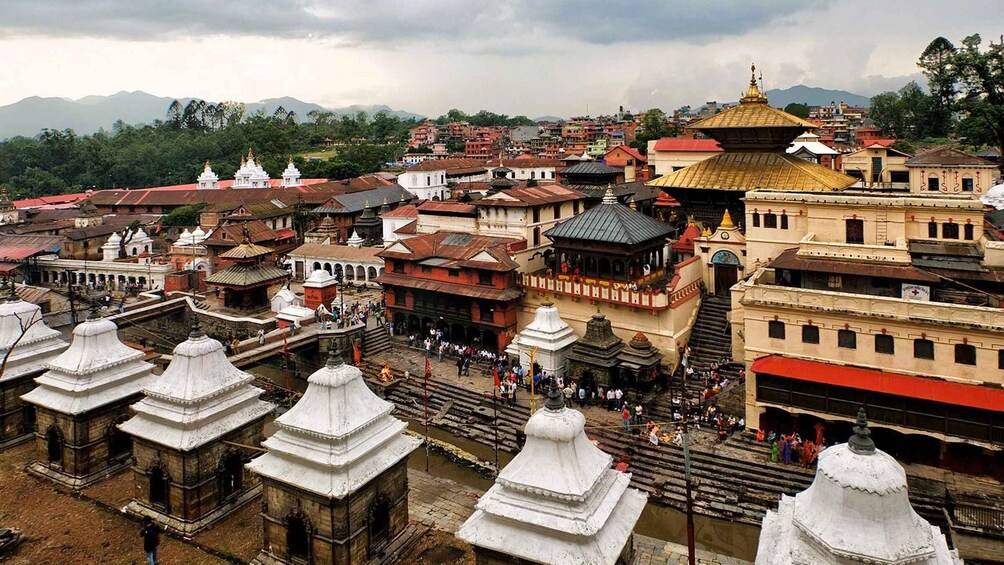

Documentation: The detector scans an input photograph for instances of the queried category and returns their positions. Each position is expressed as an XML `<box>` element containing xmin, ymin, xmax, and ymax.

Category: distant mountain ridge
<box><xmin>0</xmin><ymin>91</ymin><xmax>426</xmax><ymax>139</ymax></box>
<box><xmin>715</xmin><ymin>85</ymin><xmax>872</xmax><ymax>109</ymax></box>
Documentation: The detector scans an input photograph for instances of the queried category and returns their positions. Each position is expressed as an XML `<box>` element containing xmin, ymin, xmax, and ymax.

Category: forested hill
<box><xmin>0</xmin><ymin>106</ymin><xmax>414</xmax><ymax>199</ymax></box>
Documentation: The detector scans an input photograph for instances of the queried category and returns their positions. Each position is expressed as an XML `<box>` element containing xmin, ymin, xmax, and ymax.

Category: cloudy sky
<box><xmin>1</xmin><ymin>0</ymin><xmax>1001</xmax><ymax>117</ymax></box>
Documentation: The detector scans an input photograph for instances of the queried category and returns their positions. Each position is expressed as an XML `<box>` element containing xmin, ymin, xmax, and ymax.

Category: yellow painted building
<box><xmin>905</xmin><ymin>145</ymin><xmax>998</xmax><ymax>197</ymax></box>
<box><xmin>840</xmin><ymin>144</ymin><xmax>911</xmax><ymax>187</ymax></box>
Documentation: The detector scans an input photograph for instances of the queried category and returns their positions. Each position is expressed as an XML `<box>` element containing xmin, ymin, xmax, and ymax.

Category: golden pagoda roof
<box><xmin>219</xmin><ymin>241</ymin><xmax>274</xmax><ymax>259</ymax></box>
<box><xmin>689</xmin><ymin>63</ymin><xmax>816</xmax><ymax>131</ymax></box>
<box><xmin>647</xmin><ymin>152</ymin><xmax>857</xmax><ymax>192</ymax></box>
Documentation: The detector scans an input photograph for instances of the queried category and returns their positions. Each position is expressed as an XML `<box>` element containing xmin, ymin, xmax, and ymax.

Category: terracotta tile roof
<box><xmin>380</xmin><ymin>204</ymin><xmax>418</xmax><ymax>218</ymax></box>
<box><xmin>605</xmin><ymin>145</ymin><xmax>647</xmax><ymax>163</ymax></box>
<box><xmin>407</xmin><ymin>158</ymin><xmax>488</xmax><ymax>172</ymax></box>
<box><xmin>394</xmin><ymin>220</ymin><xmax>418</xmax><ymax>235</ymax></box>
<box><xmin>416</xmin><ymin>201</ymin><xmax>478</xmax><ymax>215</ymax></box>
<box><xmin>647</xmin><ymin>152</ymin><xmax>856</xmax><ymax>192</ymax></box>
<box><xmin>375</xmin><ymin>272</ymin><xmax>522</xmax><ymax>301</ymax></box>
<box><xmin>652</xmin><ymin>139</ymin><xmax>723</xmax><ymax>152</ymax></box>
<box><xmin>288</xmin><ymin>243</ymin><xmax>382</xmax><ymax>262</ymax></box>
<box><xmin>906</xmin><ymin>146</ymin><xmax>997</xmax><ymax>168</ymax></box>
<box><xmin>478</xmin><ymin>184</ymin><xmax>586</xmax><ymax>207</ymax></box>
<box><xmin>770</xmin><ymin>247</ymin><xmax>939</xmax><ymax>282</ymax></box>
<box><xmin>204</xmin><ymin>220</ymin><xmax>277</xmax><ymax>247</ymax></box>
<box><xmin>378</xmin><ymin>231</ymin><xmax>520</xmax><ymax>271</ymax></box>
<box><xmin>13</xmin><ymin>193</ymin><xmax>90</xmax><ymax>209</ymax></box>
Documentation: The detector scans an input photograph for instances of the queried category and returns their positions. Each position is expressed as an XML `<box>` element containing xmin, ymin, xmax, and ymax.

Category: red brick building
<box><xmin>603</xmin><ymin>145</ymin><xmax>650</xmax><ymax>181</ymax></box>
<box><xmin>376</xmin><ymin>232</ymin><xmax>523</xmax><ymax>353</ymax></box>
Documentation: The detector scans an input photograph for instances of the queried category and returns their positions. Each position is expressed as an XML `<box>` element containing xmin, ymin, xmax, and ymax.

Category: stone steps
<box><xmin>363</xmin><ymin>325</ymin><xmax>392</xmax><ymax>357</ymax></box>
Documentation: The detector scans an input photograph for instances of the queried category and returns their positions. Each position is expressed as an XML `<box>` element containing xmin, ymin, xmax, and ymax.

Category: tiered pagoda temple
<box><xmin>648</xmin><ymin>64</ymin><xmax>855</xmax><ymax>230</ymax></box>
<box><xmin>544</xmin><ymin>187</ymin><xmax>673</xmax><ymax>284</ymax></box>
<box><xmin>0</xmin><ymin>284</ymin><xmax>68</xmax><ymax>449</ymax></box>
<box><xmin>505</xmin><ymin>301</ymin><xmax>578</xmax><ymax>377</ymax></box>
<box><xmin>119</xmin><ymin>318</ymin><xmax>273</xmax><ymax>535</ymax></box>
<box><xmin>457</xmin><ymin>378</ymin><xmax>647</xmax><ymax>564</ymax></box>
<box><xmin>247</xmin><ymin>347</ymin><xmax>420</xmax><ymax>564</ymax></box>
<box><xmin>205</xmin><ymin>237</ymin><xmax>290</xmax><ymax>310</ymax></box>
<box><xmin>564</xmin><ymin>313</ymin><xmax>625</xmax><ymax>389</ymax></box>
<box><xmin>353</xmin><ymin>202</ymin><xmax>383</xmax><ymax>246</ymax></box>
<box><xmin>756</xmin><ymin>410</ymin><xmax>961</xmax><ymax>564</ymax></box>
<box><xmin>22</xmin><ymin>308</ymin><xmax>156</xmax><ymax>489</ymax></box>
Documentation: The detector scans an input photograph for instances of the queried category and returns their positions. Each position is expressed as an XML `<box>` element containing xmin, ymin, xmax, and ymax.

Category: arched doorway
<box><xmin>368</xmin><ymin>496</ymin><xmax>391</xmax><ymax>555</ymax></box>
<box><xmin>219</xmin><ymin>450</ymin><xmax>244</xmax><ymax>500</ymax></box>
<box><xmin>46</xmin><ymin>426</ymin><xmax>63</xmax><ymax>466</ymax></box>
<box><xmin>107</xmin><ymin>418</ymin><xmax>132</xmax><ymax>462</ymax></box>
<box><xmin>149</xmin><ymin>464</ymin><xmax>169</xmax><ymax>509</ymax></box>
<box><xmin>286</xmin><ymin>512</ymin><xmax>311</xmax><ymax>562</ymax></box>
<box><xmin>711</xmin><ymin>250</ymin><xmax>741</xmax><ymax>295</ymax></box>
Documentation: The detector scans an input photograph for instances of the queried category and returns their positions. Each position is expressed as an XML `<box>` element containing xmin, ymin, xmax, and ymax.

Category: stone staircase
<box><xmin>662</xmin><ymin>295</ymin><xmax>743</xmax><ymax>402</ymax></box>
<box><xmin>363</xmin><ymin>323</ymin><xmax>392</xmax><ymax>357</ymax></box>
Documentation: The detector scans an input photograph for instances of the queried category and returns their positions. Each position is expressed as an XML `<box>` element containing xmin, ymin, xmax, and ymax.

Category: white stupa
<box><xmin>233</xmin><ymin>150</ymin><xmax>271</xmax><ymax>189</ymax></box>
<box><xmin>246</xmin><ymin>347</ymin><xmax>420</xmax><ymax>498</ymax></box>
<box><xmin>980</xmin><ymin>183</ymin><xmax>1004</xmax><ymax>210</ymax></box>
<box><xmin>457</xmin><ymin>379</ymin><xmax>648</xmax><ymax>564</ymax></box>
<box><xmin>505</xmin><ymin>301</ymin><xmax>578</xmax><ymax>376</ymax></box>
<box><xmin>197</xmin><ymin>161</ymin><xmax>220</xmax><ymax>190</ymax></box>
<box><xmin>0</xmin><ymin>286</ymin><xmax>68</xmax><ymax>383</ymax></box>
<box><xmin>270</xmin><ymin>284</ymin><xmax>302</xmax><ymax>313</ymax></box>
<box><xmin>756</xmin><ymin>409</ymin><xmax>962</xmax><ymax>565</ymax></box>
<box><xmin>22</xmin><ymin>309</ymin><xmax>155</xmax><ymax>416</ymax></box>
<box><xmin>280</xmin><ymin>158</ymin><xmax>302</xmax><ymax>188</ymax></box>
<box><xmin>119</xmin><ymin>319</ymin><xmax>272</xmax><ymax>452</ymax></box>
<box><xmin>346</xmin><ymin>229</ymin><xmax>365</xmax><ymax>248</ymax></box>
<box><xmin>102</xmin><ymin>231</ymin><xmax>122</xmax><ymax>261</ymax></box>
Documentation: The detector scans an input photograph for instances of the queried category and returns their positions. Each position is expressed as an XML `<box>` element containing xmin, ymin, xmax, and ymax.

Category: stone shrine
<box><xmin>616</xmin><ymin>332</ymin><xmax>664</xmax><ymax>389</ymax></box>
<box><xmin>505</xmin><ymin>301</ymin><xmax>578</xmax><ymax>377</ymax></box>
<box><xmin>457</xmin><ymin>378</ymin><xmax>647</xmax><ymax>564</ymax></box>
<box><xmin>565</xmin><ymin>312</ymin><xmax>625</xmax><ymax>389</ymax></box>
<box><xmin>756</xmin><ymin>409</ymin><xmax>961</xmax><ymax>564</ymax></box>
<box><xmin>22</xmin><ymin>308</ymin><xmax>156</xmax><ymax>489</ymax></box>
<box><xmin>247</xmin><ymin>347</ymin><xmax>420</xmax><ymax>565</ymax></box>
<box><xmin>0</xmin><ymin>285</ymin><xmax>68</xmax><ymax>449</ymax></box>
<box><xmin>118</xmin><ymin>318</ymin><xmax>273</xmax><ymax>535</ymax></box>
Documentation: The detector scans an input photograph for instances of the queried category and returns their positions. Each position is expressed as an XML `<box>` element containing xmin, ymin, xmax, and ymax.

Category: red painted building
<box><xmin>376</xmin><ymin>232</ymin><xmax>523</xmax><ymax>353</ymax></box>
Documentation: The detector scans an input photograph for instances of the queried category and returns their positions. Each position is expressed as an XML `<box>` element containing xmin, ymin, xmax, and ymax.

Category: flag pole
<box><xmin>424</xmin><ymin>358</ymin><xmax>431</xmax><ymax>473</ymax></box>
<box><xmin>529</xmin><ymin>346</ymin><xmax>538</xmax><ymax>414</ymax></box>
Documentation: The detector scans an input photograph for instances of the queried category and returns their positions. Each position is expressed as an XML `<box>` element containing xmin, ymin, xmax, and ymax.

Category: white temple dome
<box><xmin>306</xmin><ymin>269</ymin><xmax>334</xmax><ymax>284</ymax></box>
<box><xmin>980</xmin><ymin>182</ymin><xmax>1004</xmax><ymax>210</ymax></box>
<box><xmin>107</xmin><ymin>232</ymin><xmax>122</xmax><ymax>244</ymax></box>
<box><xmin>755</xmin><ymin>409</ymin><xmax>962</xmax><ymax>565</ymax></box>
<box><xmin>0</xmin><ymin>292</ymin><xmax>67</xmax><ymax>382</ymax></box>
<box><xmin>192</xmin><ymin>226</ymin><xmax>205</xmax><ymax>239</ymax></box>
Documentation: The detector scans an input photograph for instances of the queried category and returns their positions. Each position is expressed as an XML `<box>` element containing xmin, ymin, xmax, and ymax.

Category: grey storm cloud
<box><xmin>0</xmin><ymin>0</ymin><xmax>826</xmax><ymax>46</ymax></box>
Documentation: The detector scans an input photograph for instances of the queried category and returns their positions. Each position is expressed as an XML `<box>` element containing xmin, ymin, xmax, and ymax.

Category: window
<box><xmin>768</xmin><ymin>320</ymin><xmax>785</xmax><ymax>339</ymax></box>
<box><xmin>530</xmin><ymin>171</ymin><xmax>536</xmax><ymax>179</ymax></box>
<box><xmin>421</xmin><ymin>266</ymin><xmax>431</xmax><ymax>274</ymax></box>
<box><xmin>533</xmin><ymin>227</ymin><xmax>541</xmax><ymax>247</ymax></box>
<box><xmin>827</xmin><ymin>275</ymin><xmax>842</xmax><ymax>289</ymax></box>
<box><xmin>764</xmin><ymin>213</ymin><xmax>778</xmax><ymax>229</ymax></box>
<box><xmin>479</xmin><ymin>302</ymin><xmax>494</xmax><ymax>321</ymax></box>
<box><xmin>554</xmin><ymin>204</ymin><xmax>561</xmax><ymax>219</ymax></box>
<box><xmin>448</xmin><ymin>269</ymin><xmax>459</xmax><ymax>278</ymax></box>
<box><xmin>393</xmin><ymin>287</ymin><xmax>405</xmax><ymax>304</ymax></box>
<box><xmin>962</xmin><ymin>177</ymin><xmax>974</xmax><ymax>192</ymax></box>
<box><xmin>942</xmin><ymin>222</ymin><xmax>959</xmax><ymax>239</ymax></box>
<box><xmin>999</xmin><ymin>349</ymin><xmax>1004</xmax><ymax>370</ymax></box>
<box><xmin>845</xmin><ymin>219</ymin><xmax>864</xmax><ymax>244</ymax></box>
<box><xmin>928</xmin><ymin>222</ymin><xmax>938</xmax><ymax>238</ymax></box>
<box><xmin>955</xmin><ymin>343</ymin><xmax>976</xmax><ymax>365</ymax></box>
<box><xmin>752</xmin><ymin>213</ymin><xmax>760</xmax><ymax>228</ymax></box>
<box><xmin>913</xmin><ymin>339</ymin><xmax>934</xmax><ymax>360</ymax></box>
<box><xmin>875</xmin><ymin>334</ymin><xmax>895</xmax><ymax>354</ymax></box>
<box><xmin>392</xmin><ymin>260</ymin><xmax>404</xmax><ymax>274</ymax></box>
<box><xmin>532</xmin><ymin>207</ymin><xmax>540</xmax><ymax>223</ymax></box>
<box><xmin>964</xmin><ymin>223</ymin><xmax>974</xmax><ymax>241</ymax></box>
<box><xmin>928</xmin><ymin>177</ymin><xmax>940</xmax><ymax>191</ymax></box>
<box><xmin>801</xmin><ymin>325</ymin><xmax>820</xmax><ymax>344</ymax></box>
<box><xmin>838</xmin><ymin>329</ymin><xmax>857</xmax><ymax>349</ymax></box>
<box><xmin>780</xmin><ymin>214</ymin><xmax>789</xmax><ymax>230</ymax></box>
<box><xmin>478</xmin><ymin>271</ymin><xmax>493</xmax><ymax>285</ymax></box>
<box><xmin>573</xmin><ymin>201</ymin><xmax>580</xmax><ymax>215</ymax></box>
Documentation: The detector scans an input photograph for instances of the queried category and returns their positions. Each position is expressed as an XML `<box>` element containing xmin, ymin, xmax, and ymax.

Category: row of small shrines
<box><xmin>0</xmin><ymin>287</ymin><xmax>962</xmax><ymax>564</ymax></box>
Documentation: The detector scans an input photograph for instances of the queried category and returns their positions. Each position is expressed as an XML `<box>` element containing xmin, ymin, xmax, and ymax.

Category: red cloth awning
<box><xmin>751</xmin><ymin>355</ymin><xmax>1004</xmax><ymax>412</ymax></box>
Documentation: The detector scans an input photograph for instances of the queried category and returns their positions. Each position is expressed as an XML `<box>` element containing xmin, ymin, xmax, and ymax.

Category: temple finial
<box><xmin>848</xmin><ymin>406</ymin><xmax>876</xmax><ymax>455</ymax></box>
<box><xmin>326</xmin><ymin>341</ymin><xmax>344</xmax><ymax>368</ymax></box>
<box><xmin>544</xmin><ymin>375</ymin><xmax>565</xmax><ymax>411</ymax></box>
<box><xmin>86</xmin><ymin>301</ymin><xmax>101</xmax><ymax>320</ymax></box>
<box><xmin>189</xmin><ymin>315</ymin><xmax>206</xmax><ymax>339</ymax></box>
<box><xmin>750</xmin><ymin>62</ymin><xmax>757</xmax><ymax>87</ymax></box>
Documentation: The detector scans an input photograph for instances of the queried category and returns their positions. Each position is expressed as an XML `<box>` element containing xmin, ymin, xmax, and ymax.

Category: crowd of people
<box><xmin>756</xmin><ymin>422</ymin><xmax>828</xmax><ymax>468</ymax></box>
<box><xmin>314</xmin><ymin>298</ymin><xmax>386</xmax><ymax>329</ymax></box>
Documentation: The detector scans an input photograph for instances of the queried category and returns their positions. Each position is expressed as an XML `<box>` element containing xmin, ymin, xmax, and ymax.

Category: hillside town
<box><xmin>1</xmin><ymin>19</ymin><xmax>1004</xmax><ymax>565</ymax></box>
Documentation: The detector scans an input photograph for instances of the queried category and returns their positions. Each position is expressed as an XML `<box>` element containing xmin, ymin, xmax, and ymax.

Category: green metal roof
<box><xmin>205</xmin><ymin>264</ymin><xmax>289</xmax><ymax>287</ymax></box>
<box><xmin>543</xmin><ymin>197</ymin><xmax>672</xmax><ymax>245</ymax></box>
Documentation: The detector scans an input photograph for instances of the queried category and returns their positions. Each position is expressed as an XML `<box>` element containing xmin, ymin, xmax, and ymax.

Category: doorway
<box><xmin>714</xmin><ymin>265</ymin><xmax>738</xmax><ymax>295</ymax></box>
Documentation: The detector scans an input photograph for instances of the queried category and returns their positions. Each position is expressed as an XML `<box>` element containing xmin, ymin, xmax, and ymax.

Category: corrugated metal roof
<box><xmin>313</xmin><ymin>185</ymin><xmax>413</xmax><ymax>215</ymax></box>
<box><xmin>561</xmin><ymin>161</ymin><xmax>623</xmax><ymax>176</ymax></box>
<box><xmin>543</xmin><ymin>200</ymin><xmax>672</xmax><ymax>245</ymax></box>
<box><xmin>0</xmin><ymin>234</ymin><xmax>63</xmax><ymax>261</ymax></box>
<box><xmin>219</xmin><ymin>242</ymin><xmax>274</xmax><ymax>259</ymax></box>
<box><xmin>647</xmin><ymin>151</ymin><xmax>856</xmax><ymax>192</ymax></box>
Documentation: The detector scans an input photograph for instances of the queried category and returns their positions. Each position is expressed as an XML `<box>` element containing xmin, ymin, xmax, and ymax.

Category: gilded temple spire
<box><xmin>740</xmin><ymin>62</ymin><xmax>767</xmax><ymax>104</ymax></box>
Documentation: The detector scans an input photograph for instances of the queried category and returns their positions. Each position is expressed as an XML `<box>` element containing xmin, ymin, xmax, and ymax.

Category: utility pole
<box><xmin>492</xmin><ymin>387</ymin><xmax>500</xmax><ymax>478</ymax></box>
<box><xmin>424</xmin><ymin>358</ymin><xmax>431</xmax><ymax>473</ymax></box>
<box><xmin>680</xmin><ymin>367</ymin><xmax>696</xmax><ymax>565</ymax></box>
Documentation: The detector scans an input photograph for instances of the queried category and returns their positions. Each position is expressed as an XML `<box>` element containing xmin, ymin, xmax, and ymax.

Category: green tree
<box><xmin>918</xmin><ymin>37</ymin><xmax>957</xmax><ymax>137</ymax></box>
<box><xmin>952</xmin><ymin>34</ymin><xmax>1004</xmax><ymax>173</ymax></box>
<box><xmin>783</xmin><ymin>103</ymin><xmax>811</xmax><ymax>119</ymax></box>
<box><xmin>162</xmin><ymin>202</ymin><xmax>209</xmax><ymax>226</ymax></box>
<box><xmin>635</xmin><ymin>109</ymin><xmax>675</xmax><ymax>147</ymax></box>
<box><xmin>869</xmin><ymin>91</ymin><xmax>905</xmax><ymax>138</ymax></box>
